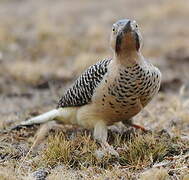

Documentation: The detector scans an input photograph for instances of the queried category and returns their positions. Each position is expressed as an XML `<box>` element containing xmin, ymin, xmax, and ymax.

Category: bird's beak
<box><xmin>115</xmin><ymin>20</ymin><xmax>139</xmax><ymax>54</ymax></box>
<box><xmin>115</xmin><ymin>21</ymin><xmax>131</xmax><ymax>53</ymax></box>
<box><xmin>115</xmin><ymin>32</ymin><xmax>122</xmax><ymax>53</ymax></box>
<box><xmin>122</xmin><ymin>20</ymin><xmax>132</xmax><ymax>34</ymax></box>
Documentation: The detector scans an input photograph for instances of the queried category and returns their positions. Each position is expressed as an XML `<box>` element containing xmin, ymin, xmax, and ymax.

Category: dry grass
<box><xmin>0</xmin><ymin>167</ymin><xmax>19</xmax><ymax>180</ymax></box>
<box><xmin>118</xmin><ymin>134</ymin><xmax>167</xmax><ymax>167</ymax></box>
<box><xmin>27</xmin><ymin>126</ymin><xmax>188</xmax><ymax>178</ymax></box>
<box><xmin>41</xmin><ymin>132</ymin><xmax>113</xmax><ymax>169</ymax></box>
<box><xmin>0</xmin><ymin>99</ymin><xmax>189</xmax><ymax>178</ymax></box>
<box><xmin>1</xmin><ymin>90</ymin><xmax>188</xmax><ymax>179</ymax></box>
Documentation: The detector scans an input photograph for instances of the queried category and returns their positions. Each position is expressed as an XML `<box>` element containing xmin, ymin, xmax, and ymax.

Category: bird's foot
<box><xmin>130</xmin><ymin>123</ymin><xmax>149</xmax><ymax>132</ymax></box>
<box><xmin>95</xmin><ymin>146</ymin><xmax>119</xmax><ymax>159</ymax></box>
<box><xmin>123</xmin><ymin>119</ymin><xmax>149</xmax><ymax>133</ymax></box>
<box><xmin>93</xmin><ymin>121</ymin><xmax>119</xmax><ymax>157</ymax></box>
<box><xmin>101</xmin><ymin>141</ymin><xmax>119</xmax><ymax>157</ymax></box>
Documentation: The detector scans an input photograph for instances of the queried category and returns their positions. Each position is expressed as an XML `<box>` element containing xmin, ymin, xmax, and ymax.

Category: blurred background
<box><xmin>0</xmin><ymin>0</ymin><xmax>189</xmax><ymax>128</ymax></box>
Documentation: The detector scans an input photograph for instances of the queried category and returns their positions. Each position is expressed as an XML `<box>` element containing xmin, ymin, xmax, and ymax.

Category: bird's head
<box><xmin>110</xmin><ymin>19</ymin><xmax>142</xmax><ymax>57</ymax></box>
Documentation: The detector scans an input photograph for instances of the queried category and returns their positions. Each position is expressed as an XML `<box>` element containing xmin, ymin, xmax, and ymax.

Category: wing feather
<box><xmin>57</xmin><ymin>58</ymin><xmax>111</xmax><ymax>108</ymax></box>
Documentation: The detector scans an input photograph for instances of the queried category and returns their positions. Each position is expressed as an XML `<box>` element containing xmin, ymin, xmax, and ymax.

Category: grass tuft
<box><xmin>42</xmin><ymin>132</ymin><xmax>118</xmax><ymax>169</ymax></box>
<box><xmin>42</xmin><ymin>132</ymin><xmax>73</xmax><ymax>167</ymax></box>
<box><xmin>42</xmin><ymin>131</ymin><xmax>185</xmax><ymax>170</ymax></box>
<box><xmin>119</xmin><ymin>133</ymin><xmax>167</xmax><ymax>168</ymax></box>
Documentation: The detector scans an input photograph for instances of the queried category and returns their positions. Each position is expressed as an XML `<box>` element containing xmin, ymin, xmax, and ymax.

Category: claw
<box><xmin>130</xmin><ymin>123</ymin><xmax>148</xmax><ymax>132</ymax></box>
<box><xmin>101</xmin><ymin>141</ymin><xmax>119</xmax><ymax>157</ymax></box>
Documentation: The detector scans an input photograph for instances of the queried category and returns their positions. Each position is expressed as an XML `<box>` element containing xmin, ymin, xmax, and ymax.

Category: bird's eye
<box><xmin>112</xmin><ymin>27</ymin><xmax>115</xmax><ymax>32</ymax></box>
<box><xmin>136</xmin><ymin>24</ymin><xmax>138</xmax><ymax>28</ymax></box>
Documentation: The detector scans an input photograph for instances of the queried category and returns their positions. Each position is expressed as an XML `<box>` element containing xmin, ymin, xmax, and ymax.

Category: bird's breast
<box><xmin>91</xmin><ymin>62</ymin><xmax>161</xmax><ymax>124</ymax></box>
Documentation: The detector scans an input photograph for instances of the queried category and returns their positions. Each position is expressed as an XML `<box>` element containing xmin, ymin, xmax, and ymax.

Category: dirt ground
<box><xmin>0</xmin><ymin>0</ymin><xmax>189</xmax><ymax>179</ymax></box>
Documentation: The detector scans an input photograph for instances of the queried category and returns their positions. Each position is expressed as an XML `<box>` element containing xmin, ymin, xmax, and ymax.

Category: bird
<box><xmin>13</xmin><ymin>19</ymin><xmax>161</xmax><ymax>156</ymax></box>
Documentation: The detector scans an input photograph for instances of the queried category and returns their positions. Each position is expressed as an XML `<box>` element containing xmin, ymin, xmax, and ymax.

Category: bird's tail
<box><xmin>7</xmin><ymin>108</ymin><xmax>77</xmax><ymax>132</ymax></box>
<box><xmin>20</xmin><ymin>109</ymin><xmax>61</xmax><ymax>126</ymax></box>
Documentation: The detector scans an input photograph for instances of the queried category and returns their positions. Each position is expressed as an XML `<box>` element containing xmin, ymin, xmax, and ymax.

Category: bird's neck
<box><xmin>114</xmin><ymin>50</ymin><xmax>144</xmax><ymax>67</ymax></box>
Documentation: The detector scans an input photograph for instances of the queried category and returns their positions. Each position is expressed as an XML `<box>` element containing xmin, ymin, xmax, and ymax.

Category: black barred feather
<box><xmin>57</xmin><ymin>58</ymin><xmax>111</xmax><ymax>108</ymax></box>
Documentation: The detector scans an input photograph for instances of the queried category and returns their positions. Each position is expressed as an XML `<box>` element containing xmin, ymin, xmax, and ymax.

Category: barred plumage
<box><xmin>57</xmin><ymin>58</ymin><xmax>111</xmax><ymax>108</ymax></box>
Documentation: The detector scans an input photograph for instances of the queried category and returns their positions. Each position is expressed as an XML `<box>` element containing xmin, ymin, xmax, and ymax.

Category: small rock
<box><xmin>32</xmin><ymin>169</ymin><xmax>49</xmax><ymax>180</ymax></box>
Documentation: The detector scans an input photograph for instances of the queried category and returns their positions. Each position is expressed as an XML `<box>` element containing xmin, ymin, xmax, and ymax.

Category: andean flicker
<box><xmin>15</xmin><ymin>19</ymin><xmax>161</xmax><ymax>156</ymax></box>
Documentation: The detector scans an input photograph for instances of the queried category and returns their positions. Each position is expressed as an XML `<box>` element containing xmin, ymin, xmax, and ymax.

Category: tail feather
<box><xmin>7</xmin><ymin>107</ymin><xmax>77</xmax><ymax>132</ymax></box>
<box><xmin>20</xmin><ymin>109</ymin><xmax>60</xmax><ymax>126</ymax></box>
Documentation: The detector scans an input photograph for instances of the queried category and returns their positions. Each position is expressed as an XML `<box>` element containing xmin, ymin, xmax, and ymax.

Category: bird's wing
<box><xmin>57</xmin><ymin>58</ymin><xmax>112</xmax><ymax>108</ymax></box>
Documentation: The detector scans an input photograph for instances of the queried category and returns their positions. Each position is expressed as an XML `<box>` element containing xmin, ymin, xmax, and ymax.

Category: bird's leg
<box><xmin>122</xmin><ymin>118</ymin><xmax>148</xmax><ymax>132</ymax></box>
<box><xmin>93</xmin><ymin>121</ymin><xmax>119</xmax><ymax>157</ymax></box>
<box><xmin>130</xmin><ymin>123</ymin><xmax>148</xmax><ymax>132</ymax></box>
